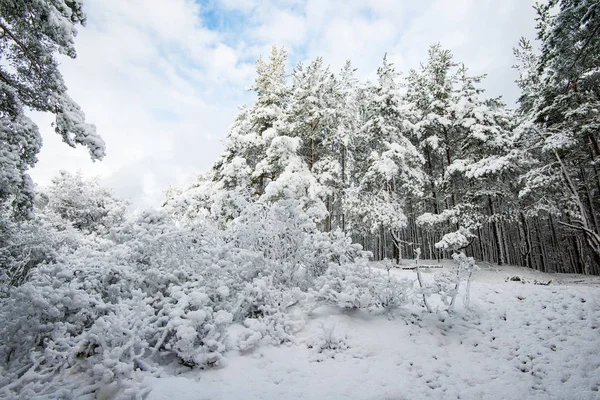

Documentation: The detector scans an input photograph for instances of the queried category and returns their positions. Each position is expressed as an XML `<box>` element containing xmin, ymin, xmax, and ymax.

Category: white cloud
<box><xmin>30</xmin><ymin>0</ymin><xmax>539</xmax><ymax>208</ymax></box>
<box><xmin>255</xmin><ymin>10</ymin><xmax>308</xmax><ymax>48</ymax></box>
<box><xmin>30</xmin><ymin>0</ymin><xmax>253</xmax><ymax>207</ymax></box>
<box><xmin>219</xmin><ymin>0</ymin><xmax>257</xmax><ymax>12</ymax></box>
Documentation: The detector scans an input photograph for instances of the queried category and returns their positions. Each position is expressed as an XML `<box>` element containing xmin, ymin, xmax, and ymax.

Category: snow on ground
<box><xmin>144</xmin><ymin>262</ymin><xmax>600</xmax><ymax>400</ymax></box>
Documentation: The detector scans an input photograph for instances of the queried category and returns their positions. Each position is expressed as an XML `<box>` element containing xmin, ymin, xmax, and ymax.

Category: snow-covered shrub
<box><xmin>415</xmin><ymin>251</ymin><xmax>479</xmax><ymax>313</ymax></box>
<box><xmin>427</xmin><ymin>252</ymin><xmax>479</xmax><ymax>312</ymax></box>
<box><xmin>160</xmin><ymin>281</ymin><xmax>233</xmax><ymax>368</ymax></box>
<box><xmin>430</xmin><ymin>270</ymin><xmax>460</xmax><ymax>307</ymax></box>
<box><xmin>307</xmin><ymin>321</ymin><xmax>350</xmax><ymax>361</ymax></box>
<box><xmin>38</xmin><ymin>171</ymin><xmax>128</xmax><ymax>236</ymax></box>
<box><xmin>451</xmin><ymin>252</ymin><xmax>479</xmax><ymax>310</ymax></box>
<box><xmin>0</xmin><ymin>171</ymin><xmax>126</xmax><ymax>295</ymax></box>
<box><xmin>152</xmin><ymin>275</ymin><xmax>301</xmax><ymax>367</ymax></box>
<box><xmin>228</xmin><ymin>199</ymin><xmax>363</xmax><ymax>289</ymax></box>
<box><xmin>0</xmin><ymin>217</ymin><xmax>55</xmax><ymax>291</ymax></box>
<box><xmin>234</xmin><ymin>280</ymin><xmax>305</xmax><ymax>350</ymax></box>
<box><xmin>0</xmin><ymin>202</ymin><xmax>330</xmax><ymax>397</ymax></box>
<box><xmin>0</xmin><ymin>181</ymin><xmax>413</xmax><ymax>398</ymax></box>
<box><xmin>376</xmin><ymin>260</ymin><xmax>414</xmax><ymax>309</ymax></box>
<box><xmin>314</xmin><ymin>259</ymin><xmax>412</xmax><ymax>310</ymax></box>
<box><xmin>0</xmin><ymin>208</ymin><xmax>87</xmax><ymax>293</ymax></box>
<box><xmin>0</xmin><ymin>250</ymin><xmax>139</xmax><ymax>397</ymax></box>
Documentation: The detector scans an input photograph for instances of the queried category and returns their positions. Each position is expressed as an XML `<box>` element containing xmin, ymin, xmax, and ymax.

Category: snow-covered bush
<box><xmin>306</xmin><ymin>321</ymin><xmax>350</xmax><ymax>361</ymax></box>
<box><xmin>0</xmin><ymin>216</ymin><xmax>55</xmax><ymax>291</ymax></box>
<box><xmin>228</xmin><ymin>199</ymin><xmax>364</xmax><ymax>289</ymax></box>
<box><xmin>234</xmin><ymin>281</ymin><xmax>305</xmax><ymax>350</ymax></box>
<box><xmin>0</xmin><ymin>197</ymin><xmax>373</xmax><ymax>397</ymax></box>
<box><xmin>0</xmin><ymin>170</ymin><xmax>127</xmax><ymax>296</ymax></box>
<box><xmin>38</xmin><ymin>170</ymin><xmax>128</xmax><ymax>236</ymax></box>
<box><xmin>0</xmin><ymin>207</ymin><xmax>87</xmax><ymax>294</ymax></box>
<box><xmin>0</xmin><ymin>250</ymin><xmax>140</xmax><ymax>397</ymax></box>
<box><xmin>0</xmin><ymin>172</ymin><xmax>416</xmax><ymax>398</ymax></box>
<box><xmin>430</xmin><ymin>270</ymin><xmax>460</xmax><ymax>308</ymax></box>
<box><xmin>314</xmin><ymin>259</ymin><xmax>412</xmax><ymax>310</ymax></box>
<box><xmin>450</xmin><ymin>252</ymin><xmax>479</xmax><ymax>310</ymax></box>
<box><xmin>415</xmin><ymin>251</ymin><xmax>479</xmax><ymax>313</ymax></box>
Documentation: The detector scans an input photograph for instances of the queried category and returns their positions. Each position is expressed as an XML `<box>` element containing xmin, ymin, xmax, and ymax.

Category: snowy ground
<box><xmin>144</xmin><ymin>262</ymin><xmax>600</xmax><ymax>400</ymax></box>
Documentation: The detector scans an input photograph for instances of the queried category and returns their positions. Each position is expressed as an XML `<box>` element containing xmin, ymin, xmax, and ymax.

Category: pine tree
<box><xmin>515</xmin><ymin>0</ymin><xmax>600</xmax><ymax>270</ymax></box>
<box><xmin>0</xmin><ymin>0</ymin><xmax>105</xmax><ymax>217</ymax></box>
<box><xmin>407</xmin><ymin>44</ymin><xmax>457</xmax><ymax>219</ymax></box>
<box><xmin>287</xmin><ymin>57</ymin><xmax>343</xmax><ymax>230</ymax></box>
<box><xmin>404</xmin><ymin>44</ymin><xmax>517</xmax><ymax>263</ymax></box>
<box><xmin>346</xmin><ymin>56</ymin><xmax>423</xmax><ymax>253</ymax></box>
<box><xmin>334</xmin><ymin>61</ymin><xmax>361</xmax><ymax>232</ymax></box>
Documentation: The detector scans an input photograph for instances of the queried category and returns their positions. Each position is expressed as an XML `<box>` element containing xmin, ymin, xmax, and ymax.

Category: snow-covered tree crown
<box><xmin>0</xmin><ymin>0</ymin><xmax>105</xmax><ymax>218</ymax></box>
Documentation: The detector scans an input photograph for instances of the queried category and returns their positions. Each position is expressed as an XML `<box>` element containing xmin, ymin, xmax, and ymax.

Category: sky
<box><xmin>30</xmin><ymin>0</ymin><xmax>539</xmax><ymax>208</ymax></box>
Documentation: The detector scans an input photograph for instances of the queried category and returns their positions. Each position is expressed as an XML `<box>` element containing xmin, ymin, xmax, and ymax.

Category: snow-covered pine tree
<box><xmin>207</xmin><ymin>46</ymin><xmax>293</xmax><ymax>223</ymax></box>
<box><xmin>346</xmin><ymin>55</ymin><xmax>423</xmax><ymax>260</ymax></box>
<box><xmin>0</xmin><ymin>0</ymin><xmax>105</xmax><ymax>217</ymax></box>
<box><xmin>248</xmin><ymin>46</ymin><xmax>291</xmax><ymax>196</ymax></box>
<box><xmin>440</xmin><ymin>66</ymin><xmax>517</xmax><ymax>265</ymax></box>
<box><xmin>335</xmin><ymin>61</ymin><xmax>362</xmax><ymax>233</ymax></box>
<box><xmin>511</xmin><ymin>38</ymin><xmax>569</xmax><ymax>272</ymax></box>
<box><xmin>403</xmin><ymin>44</ymin><xmax>518</xmax><ymax>265</ymax></box>
<box><xmin>403</xmin><ymin>44</ymin><xmax>458</xmax><ymax>260</ymax></box>
<box><xmin>201</xmin><ymin>47</ymin><xmax>329</xmax><ymax>224</ymax></box>
<box><xmin>287</xmin><ymin>57</ymin><xmax>340</xmax><ymax>229</ymax></box>
<box><xmin>213</xmin><ymin>45</ymin><xmax>289</xmax><ymax>200</ymax></box>
<box><xmin>513</xmin><ymin>0</ymin><xmax>600</xmax><ymax>273</ymax></box>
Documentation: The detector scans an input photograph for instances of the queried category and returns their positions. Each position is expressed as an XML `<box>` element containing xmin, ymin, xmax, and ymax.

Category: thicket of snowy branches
<box><xmin>0</xmin><ymin>172</ymin><xmax>421</xmax><ymax>398</ymax></box>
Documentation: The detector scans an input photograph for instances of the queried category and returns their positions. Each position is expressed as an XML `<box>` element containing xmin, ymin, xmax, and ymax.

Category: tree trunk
<box><xmin>520</xmin><ymin>212</ymin><xmax>533</xmax><ymax>269</ymax></box>
<box><xmin>488</xmin><ymin>197</ymin><xmax>505</xmax><ymax>265</ymax></box>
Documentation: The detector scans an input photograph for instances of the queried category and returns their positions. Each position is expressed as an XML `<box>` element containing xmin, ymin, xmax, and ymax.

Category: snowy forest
<box><xmin>1</xmin><ymin>0</ymin><xmax>600</xmax><ymax>399</ymax></box>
